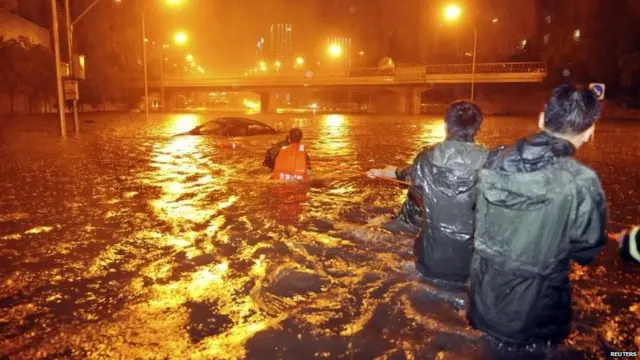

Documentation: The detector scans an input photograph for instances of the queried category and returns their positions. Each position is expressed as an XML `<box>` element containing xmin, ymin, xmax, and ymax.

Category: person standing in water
<box><xmin>267</xmin><ymin>128</ymin><xmax>311</xmax><ymax>181</ymax></box>
<box><xmin>367</xmin><ymin>100</ymin><xmax>488</xmax><ymax>284</ymax></box>
<box><xmin>617</xmin><ymin>225</ymin><xmax>639</xmax><ymax>263</ymax></box>
<box><xmin>467</xmin><ymin>84</ymin><xmax>607</xmax><ymax>347</ymax></box>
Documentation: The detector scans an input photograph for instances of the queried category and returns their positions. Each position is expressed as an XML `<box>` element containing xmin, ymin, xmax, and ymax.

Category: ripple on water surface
<box><xmin>0</xmin><ymin>113</ymin><xmax>638</xmax><ymax>359</ymax></box>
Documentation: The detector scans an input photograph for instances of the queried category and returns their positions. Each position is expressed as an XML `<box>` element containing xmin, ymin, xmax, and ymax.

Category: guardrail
<box><xmin>151</xmin><ymin>62</ymin><xmax>547</xmax><ymax>82</ymax></box>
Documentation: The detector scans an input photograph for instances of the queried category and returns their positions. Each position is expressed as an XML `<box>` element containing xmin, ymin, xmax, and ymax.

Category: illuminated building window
<box><xmin>545</xmin><ymin>15</ymin><xmax>551</xmax><ymax>24</ymax></box>
<box><xmin>573</xmin><ymin>29</ymin><xmax>580</xmax><ymax>42</ymax></box>
<box><xmin>543</xmin><ymin>33</ymin><xmax>550</xmax><ymax>45</ymax></box>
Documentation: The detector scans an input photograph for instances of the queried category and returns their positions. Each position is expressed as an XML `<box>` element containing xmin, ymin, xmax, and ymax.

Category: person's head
<box><xmin>288</xmin><ymin>128</ymin><xmax>303</xmax><ymax>143</ymax></box>
<box><xmin>444</xmin><ymin>100</ymin><xmax>483</xmax><ymax>142</ymax></box>
<box><xmin>540</xmin><ymin>84</ymin><xmax>601</xmax><ymax>149</ymax></box>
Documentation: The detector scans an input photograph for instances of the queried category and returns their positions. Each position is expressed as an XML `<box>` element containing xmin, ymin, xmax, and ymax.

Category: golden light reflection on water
<box><xmin>319</xmin><ymin>114</ymin><xmax>353</xmax><ymax>158</ymax></box>
<box><xmin>170</xmin><ymin>113</ymin><xmax>200</xmax><ymax>135</ymax></box>
<box><xmin>419</xmin><ymin>121</ymin><xmax>447</xmax><ymax>146</ymax></box>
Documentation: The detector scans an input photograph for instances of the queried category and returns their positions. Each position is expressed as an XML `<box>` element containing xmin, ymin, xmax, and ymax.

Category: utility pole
<box><xmin>142</xmin><ymin>9</ymin><xmax>150</xmax><ymax>121</ymax></box>
<box><xmin>160</xmin><ymin>45</ymin><xmax>165</xmax><ymax>112</ymax></box>
<box><xmin>51</xmin><ymin>0</ymin><xmax>67</xmax><ymax>137</ymax></box>
<box><xmin>64</xmin><ymin>0</ymin><xmax>80</xmax><ymax>133</ymax></box>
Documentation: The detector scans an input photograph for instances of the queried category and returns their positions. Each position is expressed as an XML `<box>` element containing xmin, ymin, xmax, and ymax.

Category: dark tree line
<box><xmin>0</xmin><ymin>36</ymin><xmax>55</xmax><ymax>114</ymax></box>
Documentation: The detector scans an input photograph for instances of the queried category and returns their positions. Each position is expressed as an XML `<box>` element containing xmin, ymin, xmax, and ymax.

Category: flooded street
<box><xmin>0</xmin><ymin>112</ymin><xmax>638</xmax><ymax>359</ymax></box>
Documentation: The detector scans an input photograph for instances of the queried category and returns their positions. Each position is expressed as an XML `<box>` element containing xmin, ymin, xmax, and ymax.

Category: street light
<box><xmin>443</xmin><ymin>3</ymin><xmax>477</xmax><ymax>101</ymax></box>
<box><xmin>328</xmin><ymin>43</ymin><xmax>343</xmax><ymax>58</ymax></box>
<box><xmin>443</xmin><ymin>4</ymin><xmax>462</xmax><ymax>21</ymax></box>
<box><xmin>63</xmin><ymin>0</ymin><xmax>121</xmax><ymax>135</ymax></box>
<box><xmin>295</xmin><ymin>56</ymin><xmax>304</xmax><ymax>66</ymax></box>
<box><xmin>274</xmin><ymin>60</ymin><xmax>281</xmax><ymax>70</ymax></box>
<box><xmin>173</xmin><ymin>31</ymin><xmax>188</xmax><ymax>45</ymax></box>
<box><xmin>142</xmin><ymin>2</ymin><xmax>185</xmax><ymax>121</ymax></box>
<box><xmin>186</xmin><ymin>54</ymin><xmax>194</xmax><ymax>62</ymax></box>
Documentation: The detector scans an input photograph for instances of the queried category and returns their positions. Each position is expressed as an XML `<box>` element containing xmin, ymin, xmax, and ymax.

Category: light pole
<box><xmin>161</xmin><ymin>44</ymin><xmax>168</xmax><ymax>111</ymax></box>
<box><xmin>471</xmin><ymin>25</ymin><xmax>477</xmax><ymax>101</ymax></box>
<box><xmin>64</xmin><ymin>0</ymin><xmax>119</xmax><ymax>134</ymax></box>
<box><xmin>443</xmin><ymin>4</ymin><xmax>477</xmax><ymax>101</ymax></box>
<box><xmin>64</xmin><ymin>0</ymin><xmax>79</xmax><ymax>133</ymax></box>
<box><xmin>142</xmin><ymin>6</ymin><xmax>150</xmax><ymax>120</ymax></box>
<box><xmin>51</xmin><ymin>0</ymin><xmax>67</xmax><ymax>137</ymax></box>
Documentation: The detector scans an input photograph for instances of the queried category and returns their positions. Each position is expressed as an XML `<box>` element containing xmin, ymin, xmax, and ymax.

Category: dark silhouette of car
<box><xmin>175</xmin><ymin>117</ymin><xmax>281</xmax><ymax>137</ymax></box>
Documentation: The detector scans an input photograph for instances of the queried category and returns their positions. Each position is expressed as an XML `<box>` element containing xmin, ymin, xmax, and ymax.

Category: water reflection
<box><xmin>169</xmin><ymin>114</ymin><xmax>200</xmax><ymax>135</ymax></box>
<box><xmin>0</xmin><ymin>113</ymin><xmax>637</xmax><ymax>359</ymax></box>
<box><xmin>319</xmin><ymin>114</ymin><xmax>353</xmax><ymax>158</ymax></box>
<box><xmin>418</xmin><ymin>121</ymin><xmax>446</xmax><ymax>147</ymax></box>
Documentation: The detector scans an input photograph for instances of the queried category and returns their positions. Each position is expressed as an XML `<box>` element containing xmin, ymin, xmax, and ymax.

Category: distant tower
<box><xmin>269</xmin><ymin>23</ymin><xmax>292</xmax><ymax>69</ymax></box>
<box><xmin>256</xmin><ymin>37</ymin><xmax>265</xmax><ymax>61</ymax></box>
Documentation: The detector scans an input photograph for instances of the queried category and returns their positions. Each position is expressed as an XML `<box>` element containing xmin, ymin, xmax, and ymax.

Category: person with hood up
<box><xmin>367</xmin><ymin>100</ymin><xmax>488</xmax><ymax>284</ymax></box>
<box><xmin>467</xmin><ymin>84</ymin><xmax>607</xmax><ymax>346</ymax></box>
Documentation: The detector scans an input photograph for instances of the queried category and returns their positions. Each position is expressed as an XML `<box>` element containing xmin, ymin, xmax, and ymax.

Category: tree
<box><xmin>0</xmin><ymin>36</ymin><xmax>29</xmax><ymax>114</ymax></box>
<box><xmin>23</xmin><ymin>44</ymin><xmax>55</xmax><ymax>112</ymax></box>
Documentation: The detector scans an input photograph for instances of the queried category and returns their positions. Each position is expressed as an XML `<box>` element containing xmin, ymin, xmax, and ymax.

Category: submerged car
<box><xmin>175</xmin><ymin>117</ymin><xmax>281</xmax><ymax>137</ymax></box>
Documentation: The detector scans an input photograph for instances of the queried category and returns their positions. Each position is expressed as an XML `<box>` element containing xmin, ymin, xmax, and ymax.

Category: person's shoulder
<box><xmin>557</xmin><ymin>158</ymin><xmax>600</xmax><ymax>184</ymax></box>
<box><xmin>482</xmin><ymin>144</ymin><xmax>510</xmax><ymax>170</ymax></box>
<box><xmin>415</xmin><ymin>144</ymin><xmax>437</xmax><ymax>160</ymax></box>
<box><xmin>553</xmin><ymin>158</ymin><xmax>604</xmax><ymax>199</ymax></box>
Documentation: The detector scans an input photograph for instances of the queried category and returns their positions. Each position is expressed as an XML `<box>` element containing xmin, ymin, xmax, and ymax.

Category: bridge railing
<box><xmin>348</xmin><ymin>62</ymin><xmax>546</xmax><ymax>77</ymax></box>
<box><xmin>146</xmin><ymin>62</ymin><xmax>547</xmax><ymax>82</ymax></box>
<box><xmin>423</xmin><ymin>62</ymin><xmax>547</xmax><ymax>74</ymax></box>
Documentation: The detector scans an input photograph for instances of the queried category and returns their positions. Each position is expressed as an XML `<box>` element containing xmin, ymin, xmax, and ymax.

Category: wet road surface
<box><xmin>0</xmin><ymin>112</ymin><xmax>638</xmax><ymax>359</ymax></box>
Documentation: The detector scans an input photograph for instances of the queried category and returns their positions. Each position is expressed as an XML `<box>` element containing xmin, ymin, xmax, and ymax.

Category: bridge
<box><xmin>141</xmin><ymin>62</ymin><xmax>547</xmax><ymax>114</ymax></box>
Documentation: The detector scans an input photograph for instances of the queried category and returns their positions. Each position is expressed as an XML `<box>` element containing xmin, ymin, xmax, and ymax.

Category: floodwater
<box><xmin>0</xmin><ymin>112</ymin><xmax>638</xmax><ymax>360</ymax></box>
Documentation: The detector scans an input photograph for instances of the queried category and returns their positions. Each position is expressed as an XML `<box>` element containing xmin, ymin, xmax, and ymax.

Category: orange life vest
<box><xmin>270</xmin><ymin>143</ymin><xmax>309</xmax><ymax>181</ymax></box>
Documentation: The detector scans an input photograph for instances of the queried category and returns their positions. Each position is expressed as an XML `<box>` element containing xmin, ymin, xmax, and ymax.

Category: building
<box><xmin>269</xmin><ymin>23</ymin><xmax>292</xmax><ymax>69</ymax></box>
<box><xmin>255</xmin><ymin>36</ymin><xmax>265</xmax><ymax>62</ymax></box>
<box><xmin>0</xmin><ymin>0</ymin><xmax>50</xmax><ymax>47</ymax></box>
<box><xmin>534</xmin><ymin>0</ymin><xmax>598</xmax><ymax>51</ymax></box>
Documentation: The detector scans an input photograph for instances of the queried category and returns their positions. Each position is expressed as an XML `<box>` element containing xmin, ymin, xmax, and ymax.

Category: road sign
<box><xmin>589</xmin><ymin>83</ymin><xmax>605</xmax><ymax>100</ymax></box>
<box><xmin>63</xmin><ymin>80</ymin><xmax>79</xmax><ymax>101</ymax></box>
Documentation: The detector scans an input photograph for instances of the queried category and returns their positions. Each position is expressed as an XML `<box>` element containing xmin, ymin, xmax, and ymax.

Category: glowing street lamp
<box><xmin>443</xmin><ymin>4</ymin><xmax>462</xmax><ymax>21</ymax></box>
<box><xmin>443</xmin><ymin>3</ymin><xmax>477</xmax><ymax>101</ymax></box>
<box><xmin>185</xmin><ymin>54</ymin><xmax>193</xmax><ymax>62</ymax></box>
<box><xmin>295</xmin><ymin>56</ymin><xmax>304</xmax><ymax>66</ymax></box>
<box><xmin>274</xmin><ymin>60</ymin><xmax>281</xmax><ymax>69</ymax></box>
<box><xmin>328</xmin><ymin>43</ymin><xmax>343</xmax><ymax>58</ymax></box>
<box><xmin>142</xmin><ymin>0</ymin><xmax>186</xmax><ymax>120</ymax></box>
<box><xmin>173</xmin><ymin>31</ymin><xmax>188</xmax><ymax>45</ymax></box>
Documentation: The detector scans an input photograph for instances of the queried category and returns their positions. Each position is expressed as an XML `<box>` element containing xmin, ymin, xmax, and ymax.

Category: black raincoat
<box><xmin>398</xmin><ymin>140</ymin><xmax>488</xmax><ymax>283</ymax></box>
<box><xmin>468</xmin><ymin>132</ymin><xmax>607</xmax><ymax>345</ymax></box>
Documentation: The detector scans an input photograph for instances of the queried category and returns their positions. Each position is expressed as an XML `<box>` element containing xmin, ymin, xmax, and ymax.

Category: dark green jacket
<box><xmin>400</xmin><ymin>140</ymin><xmax>488</xmax><ymax>283</ymax></box>
<box><xmin>468</xmin><ymin>132</ymin><xmax>607</xmax><ymax>345</ymax></box>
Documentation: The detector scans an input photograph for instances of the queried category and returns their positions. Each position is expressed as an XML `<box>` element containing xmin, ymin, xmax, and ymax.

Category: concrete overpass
<box><xmin>139</xmin><ymin>62</ymin><xmax>546</xmax><ymax>114</ymax></box>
